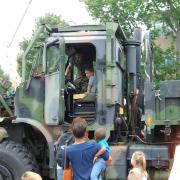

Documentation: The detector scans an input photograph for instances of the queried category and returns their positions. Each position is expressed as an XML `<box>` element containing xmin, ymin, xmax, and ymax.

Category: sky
<box><xmin>0</xmin><ymin>0</ymin><xmax>95</xmax><ymax>81</ymax></box>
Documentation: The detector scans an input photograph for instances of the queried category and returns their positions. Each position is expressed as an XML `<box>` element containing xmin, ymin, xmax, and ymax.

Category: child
<box><xmin>21</xmin><ymin>171</ymin><xmax>42</xmax><ymax>180</ymax></box>
<box><xmin>85</xmin><ymin>68</ymin><xmax>97</xmax><ymax>93</ymax></box>
<box><xmin>90</xmin><ymin>128</ymin><xmax>111</xmax><ymax>180</ymax></box>
<box><xmin>128</xmin><ymin>151</ymin><xmax>148</xmax><ymax>180</ymax></box>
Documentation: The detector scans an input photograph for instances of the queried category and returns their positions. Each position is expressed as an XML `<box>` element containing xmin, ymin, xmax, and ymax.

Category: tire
<box><xmin>0</xmin><ymin>141</ymin><xmax>38</xmax><ymax>180</ymax></box>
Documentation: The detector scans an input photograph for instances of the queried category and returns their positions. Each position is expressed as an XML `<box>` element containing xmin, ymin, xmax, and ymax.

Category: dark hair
<box><xmin>85</xmin><ymin>67</ymin><xmax>94</xmax><ymax>73</ymax></box>
<box><xmin>71</xmin><ymin>117</ymin><xmax>87</xmax><ymax>138</ymax></box>
<box><xmin>66</xmin><ymin>46</ymin><xmax>76</xmax><ymax>56</ymax></box>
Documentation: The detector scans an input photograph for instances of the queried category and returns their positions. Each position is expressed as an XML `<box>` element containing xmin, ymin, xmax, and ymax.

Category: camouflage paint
<box><xmin>15</xmin><ymin>79</ymin><xmax>44</xmax><ymax>123</ymax></box>
<box><xmin>144</xmin><ymin>80</ymin><xmax>180</xmax><ymax>130</ymax></box>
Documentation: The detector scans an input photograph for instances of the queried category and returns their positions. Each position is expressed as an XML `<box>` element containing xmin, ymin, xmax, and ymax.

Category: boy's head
<box><xmin>94</xmin><ymin>128</ymin><xmax>106</xmax><ymax>141</ymax></box>
<box><xmin>21</xmin><ymin>171</ymin><xmax>42</xmax><ymax>180</ymax></box>
<box><xmin>85</xmin><ymin>68</ymin><xmax>94</xmax><ymax>79</ymax></box>
<box><xmin>71</xmin><ymin>117</ymin><xmax>87</xmax><ymax>139</ymax></box>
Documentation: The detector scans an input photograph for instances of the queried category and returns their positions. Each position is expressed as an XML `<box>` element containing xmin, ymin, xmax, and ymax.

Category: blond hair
<box><xmin>21</xmin><ymin>171</ymin><xmax>42</xmax><ymax>180</ymax></box>
<box><xmin>131</xmin><ymin>151</ymin><xmax>146</xmax><ymax>172</ymax></box>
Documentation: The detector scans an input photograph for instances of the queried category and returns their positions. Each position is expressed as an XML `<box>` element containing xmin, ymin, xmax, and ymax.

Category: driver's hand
<box><xmin>65</xmin><ymin>76</ymin><xmax>70</xmax><ymax>84</ymax></box>
<box><xmin>67</xmin><ymin>82</ymin><xmax>76</xmax><ymax>90</ymax></box>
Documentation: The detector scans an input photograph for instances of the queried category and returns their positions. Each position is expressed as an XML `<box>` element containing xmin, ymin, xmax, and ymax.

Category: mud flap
<box><xmin>105</xmin><ymin>145</ymin><xmax>127</xmax><ymax>180</ymax></box>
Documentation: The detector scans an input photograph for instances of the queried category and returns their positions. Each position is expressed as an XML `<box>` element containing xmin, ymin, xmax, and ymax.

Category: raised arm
<box><xmin>65</xmin><ymin>63</ymin><xmax>73</xmax><ymax>76</ymax></box>
<box><xmin>95</xmin><ymin>146</ymin><xmax>106</xmax><ymax>157</ymax></box>
<box><xmin>93</xmin><ymin>146</ymin><xmax>106</xmax><ymax>163</ymax></box>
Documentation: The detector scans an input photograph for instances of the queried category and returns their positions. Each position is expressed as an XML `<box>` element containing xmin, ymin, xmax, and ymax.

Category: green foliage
<box><xmin>153</xmin><ymin>45</ymin><xmax>179</xmax><ymax>87</ymax></box>
<box><xmin>35</xmin><ymin>13</ymin><xmax>68</xmax><ymax>29</ymax></box>
<box><xmin>0</xmin><ymin>66</ymin><xmax>10</xmax><ymax>81</ymax></box>
<box><xmin>17</xmin><ymin>13</ymin><xmax>69</xmax><ymax>77</ymax></box>
<box><xmin>84</xmin><ymin>0</ymin><xmax>180</xmax><ymax>35</ymax></box>
<box><xmin>84</xmin><ymin>0</ymin><xmax>144</xmax><ymax>37</ymax></box>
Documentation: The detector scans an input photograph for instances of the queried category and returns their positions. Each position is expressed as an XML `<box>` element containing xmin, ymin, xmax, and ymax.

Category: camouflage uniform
<box><xmin>69</xmin><ymin>54</ymin><xmax>93</xmax><ymax>93</ymax></box>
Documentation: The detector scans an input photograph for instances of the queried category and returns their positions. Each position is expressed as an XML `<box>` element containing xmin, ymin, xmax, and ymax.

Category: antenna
<box><xmin>7</xmin><ymin>0</ymin><xmax>33</xmax><ymax>47</ymax></box>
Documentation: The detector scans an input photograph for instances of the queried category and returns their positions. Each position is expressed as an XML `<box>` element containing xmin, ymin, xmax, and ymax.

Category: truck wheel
<box><xmin>0</xmin><ymin>141</ymin><xmax>38</xmax><ymax>180</ymax></box>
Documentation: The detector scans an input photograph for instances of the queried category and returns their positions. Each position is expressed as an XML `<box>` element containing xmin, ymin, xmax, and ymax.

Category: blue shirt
<box><xmin>98</xmin><ymin>139</ymin><xmax>110</xmax><ymax>153</ymax></box>
<box><xmin>62</xmin><ymin>141</ymin><xmax>109</xmax><ymax>180</ymax></box>
<box><xmin>88</xmin><ymin>76</ymin><xmax>97</xmax><ymax>93</ymax></box>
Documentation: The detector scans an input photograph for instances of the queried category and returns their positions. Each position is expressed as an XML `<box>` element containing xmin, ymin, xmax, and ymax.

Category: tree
<box><xmin>84</xmin><ymin>0</ymin><xmax>144</xmax><ymax>36</ymax></box>
<box><xmin>0</xmin><ymin>66</ymin><xmax>10</xmax><ymax>81</ymax></box>
<box><xmin>153</xmin><ymin>45</ymin><xmax>178</xmax><ymax>87</ymax></box>
<box><xmin>17</xmin><ymin>13</ymin><xmax>69</xmax><ymax>77</ymax></box>
<box><xmin>84</xmin><ymin>0</ymin><xmax>180</xmax><ymax>76</ymax></box>
<box><xmin>84</xmin><ymin>0</ymin><xmax>179</xmax><ymax>38</ymax></box>
<box><xmin>138</xmin><ymin>0</ymin><xmax>180</xmax><ymax>72</ymax></box>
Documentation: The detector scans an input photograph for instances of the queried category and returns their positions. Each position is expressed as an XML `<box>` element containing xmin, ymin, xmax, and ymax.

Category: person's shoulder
<box><xmin>128</xmin><ymin>169</ymin><xmax>142</xmax><ymax>180</ymax></box>
<box><xmin>130</xmin><ymin>168</ymin><xmax>141</xmax><ymax>174</ymax></box>
<box><xmin>99</xmin><ymin>139</ymin><xmax>106</xmax><ymax>143</ymax></box>
<box><xmin>86</xmin><ymin>140</ymin><xmax>97</xmax><ymax>145</ymax></box>
<box><xmin>89</xmin><ymin>76</ymin><xmax>94</xmax><ymax>81</ymax></box>
<box><xmin>66</xmin><ymin>141</ymin><xmax>97</xmax><ymax>151</ymax></box>
<box><xmin>66</xmin><ymin>144</ymin><xmax>76</xmax><ymax>152</ymax></box>
<box><xmin>99</xmin><ymin>139</ymin><xmax>108</xmax><ymax>145</ymax></box>
<box><xmin>88</xmin><ymin>76</ymin><xmax>94</xmax><ymax>84</ymax></box>
<box><xmin>85</xmin><ymin>140</ymin><xmax>99</xmax><ymax>148</ymax></box>
<box><xmin>128</xmin><ymin>168</ymin><xmax>144</xmax><ymax>180</ymax></box>
<box><xmin>90</xmin><ymin>76</ymin><xmax>96</xmax><ymax>82</ymax></box>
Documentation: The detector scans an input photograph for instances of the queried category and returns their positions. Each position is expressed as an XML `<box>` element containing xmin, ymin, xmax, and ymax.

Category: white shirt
<box><xmin>130</xmin><ymin>168</ymin><xmax>148</xmax><ymax>180</ymax></box>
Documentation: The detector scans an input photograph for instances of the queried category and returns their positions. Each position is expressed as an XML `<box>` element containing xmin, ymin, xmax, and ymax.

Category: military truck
<box><xmin>0</xmin><ymin>22</ymin><xmax>179</xmax><ymax>179</ymax></box>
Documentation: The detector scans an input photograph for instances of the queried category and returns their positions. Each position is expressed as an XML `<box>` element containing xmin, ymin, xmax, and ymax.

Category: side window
<box><xmin>116</xmin><ymin>40</ymin><xmax>125</xmax><ymax>69</ymax></box>
<box><xmin>46</xmin><ymin>46</ymin><xmax>60</xmax><ymax>73</ymax></box>
<box><xmin>32</xmin><ymin>48</ymin><xmax>43</xmax><ymax>77</ymax></box>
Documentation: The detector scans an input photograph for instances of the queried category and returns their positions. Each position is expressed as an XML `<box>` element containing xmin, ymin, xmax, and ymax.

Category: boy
<box><xmin>85</xmin><ymin>68</ymin><xmax>97</xmax><ymax>93</ymax></box>
<box><xmin>60</xmin><ymin>117</ymin><xmax>109</xmax><ymax>180</ymax></box>
<box><xmin>91</xmin><ymin>128</ymin><xmax>111</xmax><ymax>180</ymax></box>
<box><xmin>21</xmin><ymin>171</ymin><xmax>42</xmax><ymax>180</ymax></box>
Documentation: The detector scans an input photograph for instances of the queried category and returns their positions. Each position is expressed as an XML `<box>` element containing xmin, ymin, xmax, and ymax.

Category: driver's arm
<box><xmin>65</xmin><ymin>63</ymin><xmax>73</xmax><ymax>76</ymax></box>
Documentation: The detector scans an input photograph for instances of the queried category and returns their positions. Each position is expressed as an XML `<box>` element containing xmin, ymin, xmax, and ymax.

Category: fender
<box><xmin>14</xmin><ymin>117</ymin><xmax>55</xmax><ymax>168</ymax></box>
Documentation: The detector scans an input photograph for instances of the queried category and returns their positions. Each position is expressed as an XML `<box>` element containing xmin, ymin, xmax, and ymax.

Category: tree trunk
<box><xmin>176</xmin><ymin>23</ymin><xmax>180</xmax><ymax>73</ymax></box>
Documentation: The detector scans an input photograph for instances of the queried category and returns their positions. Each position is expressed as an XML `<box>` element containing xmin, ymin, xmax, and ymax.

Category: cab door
<box><xmin>44</xmin><ymin>38</ymin><xmax>65</xmax><ymax>125</ymax></box>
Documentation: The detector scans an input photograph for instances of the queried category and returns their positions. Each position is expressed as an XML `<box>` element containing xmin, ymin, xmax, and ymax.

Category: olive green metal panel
<box><xmin>44</xmin><ymin>38</ymin><xmax>65</xmax><ymax>125</ymax></box>
<box><xmin>165</xmin><ymin>98</ymin><xmax>180</xmax><ymax>120</ymax></box>
<box><xmin>144</xmin><ymin>80</ymin><xmax>180</xmax><ymax>127</ymax></box>
<box><xmin>159</xmin><ymin>80</ymin><xmax>180</xmax><ymax>123</ymax></box>
<box><xmin>45</xmin><ymin>72</ymin><xmax>60</xmax><ymax>125</ymax></box>
<box><xmin>15</xmin><ymin>79</ymin><xmax>44</xmax><ymax>122</ymax></box>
